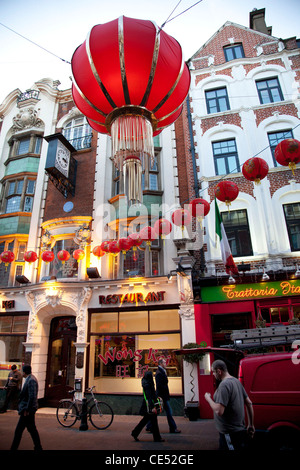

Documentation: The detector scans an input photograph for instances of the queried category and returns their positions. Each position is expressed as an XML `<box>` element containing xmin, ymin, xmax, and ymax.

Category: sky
<box><xmin>0</xmin><ymin>0</ymin><xmax>299</xmax><ymax>104</ymax></box>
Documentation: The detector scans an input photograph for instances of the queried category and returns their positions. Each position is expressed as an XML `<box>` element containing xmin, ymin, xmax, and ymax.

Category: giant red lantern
<box><xmin>215</xmin><ymin>181</ymin><xmax>239</xmax><ymax>208</ymax></box>
<box><xmin>41</xmin><ymin>250</ymin><xmax>55</xmax><ymax>263</ymax></box>
<box><xmin>0</xmin><ymin>250</ymin><xmax>15</xmax><ymax>266</ymax></box>
<box><xmin>128</xmin><ymin>232</ymin><xmax>143</xmax><ymax>249</ymax></box>
<box><xmin>118</xmin><ymin>237</ymin><xmax>134</xmax><ymax>254</ymax></box>
<box><xmin>24</xmin><ymin>251</ymin><xmax>38</xmax><ymax>263</ymax></box>
<box><xmin>242</xmin><ymin>157</ymin><xmax>269</xmax><ymax>184</ymax></box>
<box><xmin>100</xmin><ymin>241</ymin><xmax>110</xmax><ymax>254</ymax></box>
<box><xmin>154</xmin><ymin>218</ymin><xmax>172</xmax><ymax>239</ymax></box>
<box><xmin>108</xmin><ymin>240</ymin><xmax>121</xmax><ymax>256</ymax></box>
<box><xmin>71</xmin><ymin>16</ymin><xmax>190</xmax><ymax>205</ymax></box>
<box><xmin>275</xmin><ymin>138</ymin><xmax>300</xmax><ymax>175</ymax></box>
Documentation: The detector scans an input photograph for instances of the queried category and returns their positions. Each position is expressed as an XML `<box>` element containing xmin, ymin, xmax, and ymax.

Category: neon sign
<box><xmin>99</xmin><ymin>291</ymin><xmax>166</xmax><ymax>305</ymax></box>
<box><xmin>201</xmin><ymin>280</ymin><xmax>300</xmax><ymax>303</ymax></box>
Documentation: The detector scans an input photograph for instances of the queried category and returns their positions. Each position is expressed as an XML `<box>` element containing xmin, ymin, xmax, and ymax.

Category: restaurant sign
<box><xmin>99</xmin><ymin>291</ymin><xmax>166</xmax><ymax>305</ymax></box>
<box><xmin>201</xmin><ymin>280</ymin><xmax>300</xmax><ymax>303</ymax></box>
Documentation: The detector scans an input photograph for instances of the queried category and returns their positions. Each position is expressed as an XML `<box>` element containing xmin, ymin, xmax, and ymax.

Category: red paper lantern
<box><xmin>128</xmin><ymin>232</ymin><xmax>143</xmax><ymax>249</ymax></box>
<box><xmin>92</xmin><ymin>245</ymin><xmax>105</xmax><ymax>258</ymax></box>
<box><xmin>275</xmin><ymin>138</ymin><xmax>300</xmax><ymax>174</ymax></box>
<box><xmin>41</xmin><ymin>250</ymin><xmax>55</xmax><ymax>263</ymax></box>
<box><xmin>24</xmin><ymin>251</ymin><xmax>38</xmax><ymax>263</ymax></box>
<box><xmin>139</xmin><ymin>226</ymin><xmax>157</xmax><ymax>245</ymax></box>
<box><xmin>154</xmin><ymin>218</ymin><xmax>172</xmax><ymax>238</ymax></box>
<box><xmin>118</xmin><ymin>237</ymin><xmax>134</xmax><ymax>253</ymax></box>
<box><xmin>171</xmin><ymin>208</ymin><xmax>192</xmax><ymax>229</ymax></box>
<box><xmin>100</xmin><ymin>241</ymin><xmax>110</xmax><ymax>253</ymax></box>
<box><xmin>108</xmin><ymin>240</ymin><xmax>121</xmax><ymax>256</ymax></box>
<box><xmin>73</xmin><ymin>249</ymin><xmax>85</xmax><ymax>261</ymax></box>
<box><xmin>242</xmin><ymin>157</ymin><xmax>269</xmax><ymax>184</ymax></box>
<box><xmin>71</xmin><ymin>16</ymin><xmax>190</xmax><ymax>205</ymax></box>
<box><xmin>189</xmin><ymin>198</ymin><xmax>210</xmax><ymax>219</ymax></box>
<box><xmin>215</xmin><ymin>181</ymin><xmax>239</xmax><ymax>208</ymax></box>
<box><xmin>0</xmin><ymin>250</ymin><xmax>15</xmax><ymax>265</ymax></box>
<box><xmin>57</xmin><ymin>250</ymin><xmax>70</xmax><ymax>264</ymax></box>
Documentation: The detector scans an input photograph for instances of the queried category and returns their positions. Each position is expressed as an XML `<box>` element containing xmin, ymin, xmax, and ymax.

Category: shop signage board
<box><xmin>201</xmin><ymin>279</ymin><xmax>300</xmax><ymax>303</ymax></box>
<box><xmin>99</xmin><ymin>291</ymin><xmax>166</xmax><ymax>305</ymax></box>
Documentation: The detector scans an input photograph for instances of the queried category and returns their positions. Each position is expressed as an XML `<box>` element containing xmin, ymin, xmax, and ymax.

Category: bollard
<box><xmin>79</xmin><ymin>397</ymin><xmax>88</xmax><ymax>431</ymax></box>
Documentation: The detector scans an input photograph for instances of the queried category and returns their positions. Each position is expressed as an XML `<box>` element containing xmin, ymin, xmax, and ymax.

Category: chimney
<box><xmin>249</xmin><ymin>8</ymin><xmax>272</xmax><ymax>35</ymax></box>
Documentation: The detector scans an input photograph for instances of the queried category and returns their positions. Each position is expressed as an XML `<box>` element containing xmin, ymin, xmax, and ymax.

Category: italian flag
<box><xmin>215</xmin><ymin>198</ymin><xmax>239</xmax><ymax>275</ymax></box>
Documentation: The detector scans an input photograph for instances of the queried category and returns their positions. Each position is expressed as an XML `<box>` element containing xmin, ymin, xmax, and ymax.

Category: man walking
<box><xmin>0</xmin><ymin>365</ymin><xmax>22</xmax><ymax>413</ymax></box>
<box><xmin>155</xmin><ymin>358</ymin><xmax>181</xmax><ymax>434</ymax></box>
<box><xmin>205</xmin><ymin>359</ymin><xmax>254</xmax><ymax>450</ymax></box>
<box><xmin>10</xmin><ymin>364</ymin><xmax>43</xmax><ymax>451</ymax></box>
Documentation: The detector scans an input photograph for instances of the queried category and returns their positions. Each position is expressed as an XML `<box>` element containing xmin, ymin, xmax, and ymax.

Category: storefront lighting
<box><xmin>295</xmin><ymin>265</ymin><xmax>300</xmax><ymax>278</ymax></box>
<box><xmin>228</xmin><ymin>276</ymin><xmax>236</xmax><ymax>284</ymax></box>
<box><xmin>262</xmin><ymin>269</ymin><xmax>270</xmax><ymax>281</ymax></box>
<box><xmin>16</xmin><ymin>275</ymin><xmax>30</xmax><ymax>284</ymax></box>
<box><xmin>86</xmin><ymin>267</ymin><xmax>101</xmax><ymax>279</ymax></box>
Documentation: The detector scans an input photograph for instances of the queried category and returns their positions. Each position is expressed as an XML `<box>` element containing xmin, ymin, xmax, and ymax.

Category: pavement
<box><xmin>0</xmin><ymin>407</ymin><xmax>219</xmax><ymax>454</ymax></box>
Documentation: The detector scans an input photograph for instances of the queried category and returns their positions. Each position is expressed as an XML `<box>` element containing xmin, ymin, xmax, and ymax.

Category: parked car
<box><xmin>238</xmin><ymin>351</ymin><xmax>300</xmax><ymax>450</ymax></box>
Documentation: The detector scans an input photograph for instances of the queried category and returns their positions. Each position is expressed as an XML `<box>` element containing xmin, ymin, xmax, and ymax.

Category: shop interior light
<box><xmin>16</xmin><ymin>275</ymin><xmax>30</xmax><ymax>284</ymax></box>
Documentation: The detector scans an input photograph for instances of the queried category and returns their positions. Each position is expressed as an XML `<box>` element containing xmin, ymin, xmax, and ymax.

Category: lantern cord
<box><xmin>0</xmin><ymin>22</ymin><xmax>71</xmax><ymax>64</ymax></box>
<box><xmin>159</xmin><ymin>0</ymin><xmax>204</xmax><ymax>31</ymax></box>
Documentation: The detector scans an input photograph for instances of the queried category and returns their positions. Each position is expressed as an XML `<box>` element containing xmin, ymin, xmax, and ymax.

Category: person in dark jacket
<box><xmin>131</xmin><ymin>371</ymin><xmax>164</xmax><ymax>442</ymax></box>
<box><xmin>155</xmin><ymin>358</ymin><xmax>181</xmax><ymax>433</ymax></box>
<box><xmin>0</xmin><ymin>365</ymin><xmax>22</xmax><ymax>413</ymax></box>
<box><xmin>10</xmin><ymin>364</ymin><xmax>43</xmax><ymax>451</ymax></box>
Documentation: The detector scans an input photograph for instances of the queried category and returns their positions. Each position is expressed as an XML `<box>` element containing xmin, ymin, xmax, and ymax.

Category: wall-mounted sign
<box><xmin>99</xmin><ymin>291</ymin><xmax>166</xmax><ymax>305</ymax></box>
<box><xmin>201</xmin><ymin>280</ymin><xmax>300</xmax><ymax>303</ymax></box>
<box><xmin>2</xmin><ymin>300</ymin><xmax>15</xmax><ymax>309</ymax></box>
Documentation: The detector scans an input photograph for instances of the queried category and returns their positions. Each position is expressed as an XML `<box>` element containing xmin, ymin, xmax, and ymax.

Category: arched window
<box><xmin>63</xmin><ymin>117</ymin><xmax>92</xmax><ymax>150</ymax></box>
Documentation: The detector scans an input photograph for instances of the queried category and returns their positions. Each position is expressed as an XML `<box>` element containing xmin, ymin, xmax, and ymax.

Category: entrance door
<box><xmin>45</xmin><ymin>316</ymin><xmax>77</xmax><ymax>406</ymax></box>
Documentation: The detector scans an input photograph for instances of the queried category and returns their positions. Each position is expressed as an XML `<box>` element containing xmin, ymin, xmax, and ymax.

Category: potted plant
<box><xmin>179</xmin><ymin>342</ymin><xmax>205</xmax><ymax>421</ymax></box>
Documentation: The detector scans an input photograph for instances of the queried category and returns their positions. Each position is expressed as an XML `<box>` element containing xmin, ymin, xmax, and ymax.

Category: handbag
<box><xmin>144</xmin><ymin>391</ymin><xmax>164</xmax><ymax>414</ymax></box>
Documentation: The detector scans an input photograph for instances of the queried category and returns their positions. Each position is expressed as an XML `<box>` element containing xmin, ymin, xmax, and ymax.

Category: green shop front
<box><xmin>194</xmin><ymin>279</ymin><xmax>300</xmax><ymax>418</ymax></box>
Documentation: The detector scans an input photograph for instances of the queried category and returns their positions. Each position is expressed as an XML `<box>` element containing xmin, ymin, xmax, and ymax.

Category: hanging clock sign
<box><xmin>44</xmin><ymin>133</ymin><xmax>77</xmax><ymax>198</ymax></box>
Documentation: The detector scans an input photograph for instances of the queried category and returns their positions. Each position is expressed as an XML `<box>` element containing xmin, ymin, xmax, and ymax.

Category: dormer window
<box><xmin>223</xmin><ymin>44</ymin><xmax>245</xmax><ymax>61</ymax></box>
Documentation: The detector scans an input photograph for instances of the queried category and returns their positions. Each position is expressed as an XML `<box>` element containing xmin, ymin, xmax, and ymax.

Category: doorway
<box><xmin>45</xmin><ymin>316</ymin><xmax>77</xmax><ymax>406</ymax></box>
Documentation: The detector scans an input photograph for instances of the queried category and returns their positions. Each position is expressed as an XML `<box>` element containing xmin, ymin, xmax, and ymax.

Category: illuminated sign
<box><xmin>201</xmin><ymin>280</ymin><xmax>300</xmax><ymax>303</ymax></box>
<box><xmin>2</xmin><ymin>300</ymin><xmax>15</xmax><ymax>309</ymax></box>
<box><xmin>99</xmin><ymin>291</ymin><xmax>166</xmax><ymax>305</ymax></box>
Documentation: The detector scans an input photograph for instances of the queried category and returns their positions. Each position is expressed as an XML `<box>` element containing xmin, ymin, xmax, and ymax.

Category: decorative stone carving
<box><xmin>45</xmin><ymin>289</ymin><xmax>63</xmax><ymax>307</ymax></box>
<box><xmin>12</xmin><ymin>107</ymin><xmax>43</xmax><ymax>131</ymax></box>
<box><xmin>75</xmin><ymin>287</ymin><xmax>93</xmax><ymax>342</ymax></box>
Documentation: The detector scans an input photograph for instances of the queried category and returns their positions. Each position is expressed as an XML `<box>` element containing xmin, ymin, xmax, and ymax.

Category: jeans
<box><xmin>11</xmin><ymin>411</ymin><xmax>42</xmax><ymax>450</ymax></box>
<box><xmin>146</xmin><ymin>400</ymin><xmax>177</xmax><ymax>432</ymax></box>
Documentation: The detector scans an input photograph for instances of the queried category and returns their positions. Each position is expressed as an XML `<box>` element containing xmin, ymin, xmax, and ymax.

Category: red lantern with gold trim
<box><xmin>92</xmin><ymin>245</ymin><xmax>105</xmax><ymax>258</ymax></box>
<box><xmin>57</xmin><ymin>250</ymin><xmax>70</xmax><ymax>264</ymax></box>
<box><xmin>154</xmin><ymin>218</ymin><xmax>172</xmax><ymax>239</ymax></box>
<box><xmin>171</xmin><ymin>208</ymin><xmax>192</xmax><ymax>231</ymax></box>
<box><xmin>73</xmin><ymin>249</ymin><xmax>85</xmax><ymax>261</ymax></box>
<box><xmin>100</xmin><ymin>241</ymin><xmax>110</xmax><ymax>254</ymax></box>
<box><xmin>24</xmin><ymin>251</ymin><xmax>38</xmax><ymax>264</ymax></box>
<box><xmin>242</xmin><ymin>157</ymin><xmax>269</xmax><ymax>184</ymax></box>
<box><xmin>215</xmin><ymin>181</ymin><xmax>239</xmax><ymax>208</ymax></box>
<box><xmin>71</xmin><ymin>16</ymin><xmax>190</xmax><ymax>205</ymax></box>
<box><xmin>118</xmin><ymin>237</ymin><xmax>134</xmax><ymax>254</ymax></box>
<box><xmin>41</xmin><ymin>250</ymin><xmax>55</xmax><ymax>263</ymax></box>
<box><xmin>128</xmin><ymin>232</ymin><xmax>143</xmax><ymax>249</ymax></box>
<box><xmin>275</xmin><ymin>138</ymin><xmax>300</xmax><ymax>175</ymax></box>
<box><xmin>0</xmin><ymin>250</ymin><xmax>15</xmax><ymax>266</ymax></box>
<box><xmin>139</xmin><ymin>226</ymin><xmax>157</xmax><ymax>246</ymax></box>
<box><xmin>108</xmin><ymin>240</ymin><xmax>121</xmax><ymax>256</ymax></box>
<box><xmin>189</xmin><ymin>198</ymin><xmax>210</xmax><ymax>219</ymax></box>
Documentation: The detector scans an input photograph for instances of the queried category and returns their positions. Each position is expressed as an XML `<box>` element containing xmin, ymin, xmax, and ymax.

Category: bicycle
<box><xmin>56</xmin><ymin>386</ymin><xmax>114</xmax><ymax>430</ymax></box>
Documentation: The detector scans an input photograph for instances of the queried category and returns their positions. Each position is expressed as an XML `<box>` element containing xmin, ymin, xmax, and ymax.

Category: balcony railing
<box><xmin>17</xmin><ymin>90</ymin><xmax>40</xmax><ymax>103</ymax></box>
<box><xmin>69</xmin><ymin>134</ymin><xmax>93</xmax><ymax>151</ymax></box>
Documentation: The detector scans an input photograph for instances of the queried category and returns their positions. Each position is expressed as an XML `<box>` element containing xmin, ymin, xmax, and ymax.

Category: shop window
<box><xmin>260</xmin><ymin>306</ymin><xmax>290</xmax><ymax>324</ymax></box>
<box><xmin>224</xmin><ymin>43</ymin><xmax>245</xmax><ymax>61</ymax></box>
<box><xmin>120</xmin><ymin>239</ymin><xmax>161</xmax><ymax>279</ymax></box>
<box><xmin>221</xmin><ymin>209</ymin><xmax>253</xmax><ymax>257</ymax></box>
<box><xmin>0</xmin><ymin>314</ymin><xmax>28</xmax><ymax>386</ymax></box>
<box><xmin>283</xmin><ymin>203</ymin><xmax>300</xmax><ymax>251</ymax></box>
<box><xmin>256</xmin><ymin>77</ymin><xmax>283</xmax><ymax>104</ymax></box>
<box><xmin>268</xmin><ymin>129</ymin><xmax>293</xmax><ymax>167</ymax></box>
<box><xmin>212</xmin><ymin>139</ymin><xmax>240</xmax><ymax>175</ymax></box>
<box><xmin>211</xmin><ymin>312</ymin><xmax>251</xmax><ymax>347</ymax></box>
<box><xmin>205</xmin><ymin>87</ymin><xmax>230</xmax><ymax>114</ymax></box>
<box><xmin>292</xmin><ymin>305</ymin><xmax>300</xmax><ymax>320</ymax></box>
<box><xmin>48</xmin><ymin>239</ymin><xmax>79</xmax><ymax>279</ymax></box>
<box><xmin>89</xmin><ymin>309</ymin><xmax>181</xmax><ymax>393</ymax></box>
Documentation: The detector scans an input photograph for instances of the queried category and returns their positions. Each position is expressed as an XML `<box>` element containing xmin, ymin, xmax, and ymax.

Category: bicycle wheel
<box><xmin>56</xmin><ymin>400</ymin><xmax>78</xmax><ymax>427</ymax></box>
<box><xmin>89</xmin><ymin>401</ymin><xmax>114</xmax><ymax>430</ymax></box>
